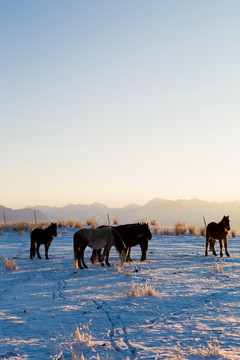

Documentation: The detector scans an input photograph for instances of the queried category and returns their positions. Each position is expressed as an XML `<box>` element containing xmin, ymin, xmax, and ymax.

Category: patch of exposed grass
<box><xmin>4</xmin><ymin>257</ymin><xmax>18</xmax><ymax>270</ymax></box>
<box><xmin>175</xmin><ymin>222</ymin><xmax>187</xmax><ymax>236</ymax></box>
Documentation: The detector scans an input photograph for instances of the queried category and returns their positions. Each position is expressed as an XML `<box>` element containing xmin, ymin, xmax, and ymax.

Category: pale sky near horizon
<box><xmin>1</xmin><ymin>0</ymin><xmax>240</xmax><ymax>209</ymax></box>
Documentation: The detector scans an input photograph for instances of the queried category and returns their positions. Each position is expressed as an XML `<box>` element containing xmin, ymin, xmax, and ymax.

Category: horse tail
<box><xmin>73</xmin><ymin>232</ymin><xmax>79</xmax><ymax>269</ymax></box>
<box><xmin>111</xmin><ymin>228</ymin><xmax>126</xmax><ymax>253</ymax></box>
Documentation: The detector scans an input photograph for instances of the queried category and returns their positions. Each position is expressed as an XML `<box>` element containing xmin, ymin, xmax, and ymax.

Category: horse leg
<box><xmin>30</xmin><ymin>241</ymin><xmax>36</xmax><ymax>259</ymax></box>
<box><xmin>224</xmin><ymin>236</ymin><xmax>230</xmax><ymax>257</ymax></box>
<box><xmin>78</xmin><ymin>249</ymin><xmax>83</xmax><ymax>270</ymax></box>
<box><xmin>211</xmin><ymin>239</ymin><xmax>217</xmax><ymax>256</ymax></box>
<box><xmin>105</xmin><ymin>249</ymin><xmax>111</xmax><ymax>266</ymax></box>
<box><xmin>98</xmin><ymin>249</ymin><xmax>103</xmax><ymax>262</ymax></box>
<box><xmin>80</xmin><ymin>245</ymin><xmax>88</xmax><ymax>268</ymax></box>
<box><xmin>37</xmin><ymin>243</ymin><xmax>42</xmax><ymax>259</ymax></box>
<box><xmin>219</xmin><ymin>238</ymin><xmax>223</xmax><ymax>257</ymax></box>
<box><xmin>100</xmin><ymin>248</ymin><xmax>107</xmax><ymax>266</ymax></box>
<box><xmin>102</xmin><ymin>247</ymin><xmax>111</xmax><ymax>266</ymax></box>
<box><xmin>126</xmin><ymin>247</ymin><xmax>132</xmax><ymax>262</ymax></box>
<box><xmin>205</xmin><ymin>233</ymin><xmax>209</xmax><ymax>256</ymax></box>
<box><xmin>90</xmin><ymin>249</ymin><xmax>98</xmax><ymax>264</ymax></box>
<box><xmin>45</xmin><ymin>243</ymin><xmax>50</xmax><ymax>260</ymax></box>
<box><xmin>140</xmin><ymin>239</ymin><xmax>148</xmax><ymax>261</ymax></box>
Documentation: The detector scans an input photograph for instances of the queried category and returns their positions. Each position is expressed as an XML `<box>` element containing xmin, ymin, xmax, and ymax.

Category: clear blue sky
<box><xmin>1</xmin><ymin>0</ymin><xmax>240</xmax><ymax>208</ymax></box>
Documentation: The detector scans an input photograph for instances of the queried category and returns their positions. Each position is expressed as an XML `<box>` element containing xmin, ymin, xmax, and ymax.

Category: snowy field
<box><xmin>1</xmin><ymin>227</ymin><xmax>240</xmax><ymax>360</ymax></box>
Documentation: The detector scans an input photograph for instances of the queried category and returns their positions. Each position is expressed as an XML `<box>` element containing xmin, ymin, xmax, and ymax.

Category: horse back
<box><xmin>31</xmin><ymin>228</ymin><xmax>43</xmax><ymax>240</ymax></box>
<box><xmin>87</xmin><ymin>227</ymin><xmax>111</xmax><ymax>249</ymax></box>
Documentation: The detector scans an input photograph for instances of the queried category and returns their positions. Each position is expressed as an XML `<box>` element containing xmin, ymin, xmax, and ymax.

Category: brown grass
<box><xmin>86</xmin><ymin>217</ymin><xmax>96</xmax><ymax>228</ymax></box>
<box><xmin>4</xmin><ymin>257</ymin><xmax>18</xmax><ymax>270</ymax></box>
<box><xmin>175</xmin><ymin>222</ymin><xmax>187</xmax><ymax>236</ymax></box>
<box><xmin>231</xmin><ymin>228</ymin><xmax>238</xmax><ymax>238</ymax></box>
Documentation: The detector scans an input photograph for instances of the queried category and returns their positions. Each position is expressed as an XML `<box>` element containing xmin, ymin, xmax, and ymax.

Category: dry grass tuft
<box><xmin>74</xmin><ymin>221</ymin><xmax>84</xmax><ymax>229</ymax></box>
<box><xmin>151</xmin><ymin>219</ymin><xmax>159</xmax><ymax>235</ymax></box>
<box><xmin>86</xmin><ymin>217</ymin><xmax>96</xmax><ymax>228</ymax></box>
<box><xmin>124</xmin><ymin>281</ymin><xmax>156</xmax><ymax>298</ymax></box>
<box><xmin>188</xmin><ymin>225</ymin><xmax>197</xmax><ymax>235</ymax></box>
<box><xmin>58</xmin><ymin>219</ymin><xmax>66</xmax><ymax>228</ymax></box>
<box><xmin>4</xmin><ymin>257</ymin><xmax>18</xmax><ymax>270</ymax></box>
<box><xmin>215</xmin><ymin>260</ymin><xmax>224</xmax><ymax>273</ymax></box>
<box><xmin>231</xmin><ymin>228</ymin><xmax>238</xmax><ymax>238</ymax></box>
<box><xmin>66</xmin><ymin>218</ymin><xmax>75</xmax><ymax>228</ymax></box>
<box><xmin>175</xmin><ymin>222</ymin><xmax>187</xmax><ymax>236</ymax></box>
<box><xmin>113</xmin><ymin>217</ymin><xmax>120</xmax><ymax>225</ymax></box>
<box><xmin>200</xmin><ymin>226</ymin><xmax>206</xmax><ymax>237</ymax></box>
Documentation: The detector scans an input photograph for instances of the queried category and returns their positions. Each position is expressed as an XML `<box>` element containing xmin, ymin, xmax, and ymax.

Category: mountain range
<box><xmin>0</xmin><ymin>205</ymin><xmax>47</xmax><ymax>223</ymax></box>
<box><xmin>1</xmin><ymin>198</ymin><xmax>239</xmax><ymax>227</ymax></box>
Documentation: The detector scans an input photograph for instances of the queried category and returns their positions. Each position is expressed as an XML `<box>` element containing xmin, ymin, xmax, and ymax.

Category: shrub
<box><xmin>175</xmin><ymin>222</ymin><xmax>187</xmax><ymax>236</ymax></box>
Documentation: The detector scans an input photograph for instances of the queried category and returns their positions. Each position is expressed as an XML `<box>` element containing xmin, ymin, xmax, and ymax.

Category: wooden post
<box><xmin>34</xmin><ymin>210</ymin><xmax>37</xmax><ymax>225</ymax></box>
<box><xmin>3</xmin><ymin>210</ymin><xmax>6</xmax><ymax>225</ymax></box>
<box><xmin>107</xmin><ymin>214</ymin><xmax>110</xmax><ymax>226</ymax></box>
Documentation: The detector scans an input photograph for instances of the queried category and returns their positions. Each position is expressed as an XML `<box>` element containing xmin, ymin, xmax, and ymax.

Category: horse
<box><xmin>73</xmin><ymin>227</ymin><xmax>127</xmax><ymax>270</ymax></box>
<box><xmin>30</xmin><ymin>223</ymin><xmax>57</xmax><ymax>260</ymax></box>
<box><xmin>205</xmin><ymin>216</ymin><xmax>231</xmax><ymax>257</ymax></box>
<box><xmin>90</xmin><ymin>222</ymin><xmax>152</xmax><ymax>264</ymax></box>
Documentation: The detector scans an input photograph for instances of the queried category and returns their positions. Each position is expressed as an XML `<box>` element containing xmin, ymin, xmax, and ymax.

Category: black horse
<box><xmin>30</xmin><ymin>223</ymin><xmax>57</xmax><ymax>260</ymax></box>
<box><xmin>205</xmin><ymin>216</ymin><xmax>230</xmax><ymax>257</ymax></box>
<box><xmin>90</xmin><ymin>223</ymin><xmax>152</xmax><ymax>263</ymax></box>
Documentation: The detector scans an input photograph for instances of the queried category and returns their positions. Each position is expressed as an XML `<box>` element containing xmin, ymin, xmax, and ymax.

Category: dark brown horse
<box><xmin>30</xmin><ymin>223</ymin><xmax>57</xmax><ymax>260</ymax></box>
<box><xmin>205</xmin><ymin>216</ymin><xmax>230</xmax><ymax>257</ymax></box>
<box><xmin>90</xmin><ymin>223</ymin><xmax>152</xmax><ymax>264</ymax></box>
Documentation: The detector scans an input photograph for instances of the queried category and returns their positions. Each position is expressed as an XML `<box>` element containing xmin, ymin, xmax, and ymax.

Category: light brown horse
<box><xmin>205</xmin><ymin>216</ymin><xmax>230</xmax><ymax>257</ymax></box>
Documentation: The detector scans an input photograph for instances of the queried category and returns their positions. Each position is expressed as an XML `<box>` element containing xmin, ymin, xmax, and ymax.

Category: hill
<box><xmin>32</xmin><ymin>198</ymin><xmax>240</xmax><ymax>227</ymax></box>
<box><xmin>0</xmin><ymin>205</ymin><xmax>47</xmax><ymax>223</ymax></box>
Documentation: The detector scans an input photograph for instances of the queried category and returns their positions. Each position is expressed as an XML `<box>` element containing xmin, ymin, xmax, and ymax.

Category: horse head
<box><xmin>222</xmin><ymin>216</ymin><xmax>230</xmax><ymax>231</ymax></box>
<box><xmin>51</xmin><ymin>223</ymin><xmax>58</xmax><ymax>237</ymax></box>
<box><xmin>141</xmin><ymin>223</ymin><xmax>152</xmax><ymax>240</ymax></box>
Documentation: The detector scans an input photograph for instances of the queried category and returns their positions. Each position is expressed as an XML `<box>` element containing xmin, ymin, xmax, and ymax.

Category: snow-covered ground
<box><xmin>1</xmin><ymin>228</ymin><xmax>240</xmax><ymax>359</ymax></box>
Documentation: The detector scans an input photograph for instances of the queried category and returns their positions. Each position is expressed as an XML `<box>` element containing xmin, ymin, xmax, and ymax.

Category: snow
<box><xmin>1</xmin><ymin>228</ymin><xmax>240</xmax><ymax>359</ymax></box>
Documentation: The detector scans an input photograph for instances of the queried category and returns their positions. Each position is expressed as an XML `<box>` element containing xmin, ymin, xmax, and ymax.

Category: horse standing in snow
<box><xmin>91</xmin><ymin>222</ymin><xmax>152</xmax><ymax>264</ymax></box>
<box><xmin>30</xmin><ymin>223</ymin><xmax>58</xmax><ymax>260</ymax></box>
<box><xmin>205</xmin><ymin>216</ymin><xmax>230</xmax><ymax>257</ymax></box>
<box><xmin>73</xmin><ymin>227</ymin><xmax>127</xmax><ymax>269</ymax></box>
